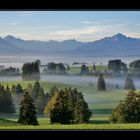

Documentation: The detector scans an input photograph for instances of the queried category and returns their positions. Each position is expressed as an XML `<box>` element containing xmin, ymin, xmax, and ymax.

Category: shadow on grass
<box><xmin>89</xmin><ymin>120</ymin><xmax>110</xmax><ymax>124</ymax></box>
<box><xmin>91</xmin><ymin>109</ymin><xmax>113</xmax><ymax>115</ymax></box>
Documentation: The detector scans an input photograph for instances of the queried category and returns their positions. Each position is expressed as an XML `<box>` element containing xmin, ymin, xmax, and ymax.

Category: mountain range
<box><xmin>1</xmin><ymin>33</ymin><xmax>140</xmax><ymax>56</ymax></box>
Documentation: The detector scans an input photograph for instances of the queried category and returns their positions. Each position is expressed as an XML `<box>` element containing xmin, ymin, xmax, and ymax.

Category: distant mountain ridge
<box><xmin>1</xmin><ymin>33</ymin><xmax>140</xmax><ymax>56</ymax></box>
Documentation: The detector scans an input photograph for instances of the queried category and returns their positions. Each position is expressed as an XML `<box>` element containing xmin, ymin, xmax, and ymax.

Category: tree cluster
<box><xmin>46</xmin><ymin>62</ymin><xmax>67</xmax><ymax>75</ymax></box>
<box><xmin>108</xmin><ymin>59</ymin><xmax>128</xmax><ymax>75</ymax></box>
<box><xmin>0</xmin><ymin>67</ymin><xmax>20</xmax><ymax>76</ymax></box>
<box><xmin>44</xmin><ymin>87</ymin><xmax>92</xmax><ymax>124</ymax></box>
<box><xmin>110</xmin><ymin>90</ymin><xmax>140</xmax><ymax>123</ymax></box>
<box><xmin>0</xmin><ymin>85</ymin><xmax>15</xmax><ymax>113</ymax></box>
<box><xmin>80</xmin><ymin>64</ymin><xmax>89</xmax><ymax>75</ymax></box>
<box><xmin>22</xmin><ymin>61</ymin><xmax>40</xmax><ymax>80</ymax></box>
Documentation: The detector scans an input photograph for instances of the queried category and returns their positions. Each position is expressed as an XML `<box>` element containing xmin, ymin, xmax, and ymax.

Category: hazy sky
<box><xmin>0</xmin><ymin>11</ymin><xmax>140</xmax><ymax>42</ymax></box>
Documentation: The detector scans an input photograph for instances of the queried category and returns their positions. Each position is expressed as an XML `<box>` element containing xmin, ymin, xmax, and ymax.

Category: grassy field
<box><xmin>0</xmin><ymin>80</ymin><xmax>139</xmax><ymax>129</ymax></box>
<box><xmin>1</xmin><ymin>117</ymin><xmax>140</xmax><ymax>129</ymax></box>
<box><xmin>68</xmin><ymin>65</ymin><xmax>108</xmax><ymax>74</ymax></box>
<box><xmin>0</xmin><ymin>80</ymin><xmax>127</xmax><ymax>115</ymax></box>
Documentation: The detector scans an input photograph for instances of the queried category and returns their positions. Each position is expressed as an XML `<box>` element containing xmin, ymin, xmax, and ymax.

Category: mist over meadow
<box><xmin>0</xmin><ymin>73</ymin><xmax>140</xmax><ymax>90</ymax></box>
<box><xmin>0</xmin><ymin>55</ymin><xmax>140</xmax><ymax>89</ymax></box>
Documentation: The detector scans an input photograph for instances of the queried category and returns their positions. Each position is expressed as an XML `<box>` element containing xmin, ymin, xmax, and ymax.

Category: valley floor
<box><xmin>1</xmin><ymin>117</ymin><xmax>140</xmax><ymax>130</ymax></box>
<box><xmin>0</xmin><ymin>80</ymin><xmax>139</xmax><ymax>130</ymax></box>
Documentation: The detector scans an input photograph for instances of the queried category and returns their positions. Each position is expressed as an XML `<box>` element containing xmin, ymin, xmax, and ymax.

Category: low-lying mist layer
<box><xmin>0</xmin><ymin>74</ymin><xmax>140</xmax><ymax>89</ymax></box>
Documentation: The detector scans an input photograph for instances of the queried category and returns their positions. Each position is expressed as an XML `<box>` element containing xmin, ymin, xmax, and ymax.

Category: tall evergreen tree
<box><xmin>31</xmin><ymin>81</ymin><xmax>47</xmax><ymax>114</ymax></box>
<box><xmin>110</xmin><ymin>90</ymin><xmax>140</xmax><ymax>123</ymax></box>
<box><xmin>26</xmin><ymin>83</ymin><xmax>33</xmax><ymax>94</ymax></box>
<box><xmin>16</xmin><ymin>84</ymin><xmax>24</xmax><ymax>94</ymax></box>
<box><xmin>93</xmin><ymin>64</ymin><xmax>96</xmax><ymax>71</ymax></box>
<box><xmin>11</xmin><ymin>84</ymin><xmax>16</xmax><ymax>94</ymax></box>
<box><xmin>35</xmin><ymin>87</ymin><xmax>46</xmax><ymax>113</ymax></box>
<box><xmin>31</xmin><ymin>81</ymin><xmax>41</xmax><ymax>100</ymax></box>
<box><xmin>5</xmin><ymin>85</ymin><xmax>15</xmax><ymax>113</ymax></box>
<box><xmin>0</xmin><ymin>85</ymin><xmax>15</xmax><ymax>113</ymax></box>
<box><xmin>124</xmin><ymin>75</ymin><xmax>135</xmax><ymax>90</ymax></box>
<box><xmin>97</xmin><ymin>73</ymin><xmax>106</xmax><ymax>91</ymax></box>
<box><xmin>73</xmin><ymin>89</ymin><xmax>92</xmax><ymax>123</ymax></box>
<box><xmin>18</xmin><ymin>92</ymin><xmax>39</xmax><ymax>125</ymax></box>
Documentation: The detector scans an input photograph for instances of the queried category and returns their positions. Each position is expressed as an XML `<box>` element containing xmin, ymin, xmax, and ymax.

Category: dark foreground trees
<box><xmin>110</xmin><ymin>90</ymin><xmax>140</xmax><ymax>123</ymax></box>
<box><xmin>44</xmin><ymin>88</ymin><xmax>92</xmax><ymax>124</ymax></box>
<box><xmin>97</xmin><ymin>73</ymin><xmax>106</xmax><ymax>91</ymax></box>
<box><xmin>0</xmin><ymin>85</ymin><xmax>15</xmax><ymax>113</ymax></box>
<box><xmin>18</xmin><ymin>92</ymin><xmax>39</xmax><ymax>125</ymax></box>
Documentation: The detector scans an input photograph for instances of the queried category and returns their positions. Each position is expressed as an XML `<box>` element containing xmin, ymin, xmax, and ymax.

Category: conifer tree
<box><xmin>31</xmin><ymin>81</ymin><xmax>47</xmax><ymax>114</ymax></box>
<box><xmin>35</xmin><ymin>87</ymin><xmax>46</xmax><ymax>113</ymax></box>
<box><xmin>18</xmin><ymin>92</ymin><xmax>39</xmax><ymax>125</ymax></box>
<box><xmin>73</xmin><ymin>90</ymin><xmax>92</xmax><ymax>123</ymax></box>
<box><xmin>11</xmin><ymin>84</ymin><xmax>16</xmax><ymax>94</ymax></box>
<box><xmin>5</xmin><ymin>85</ymin><xmax>15</xmax><ymax>113</ymax></box>
<box><xmin>26</xmin><ymin>83</ymin><xmax>33</xmax><ymax>94</ymax></box>
<box><xmin>44</xmin><ymin>87</ymin><xmax>92</xmax><ymax>124</ymax></box>
<box><xmin>110</xmin><ymin>90</ymin><xmax>140</xmax><ymax>123</ymax></box>
<box><xmin>97</xmin><ymin>73</ymin><xmax>106</xmax><ymax>91</ymax></box>
<box><xmin>31</xmin><ymin>81</ymin><xmax>40</xmax><ymax>100</ymax></box>
<box><xmin>124</xmin><ymin>75</ymin><xmax>135</xmax><ymax>90</ymax></box>
<box><xmin>16</xmin><ymin>84</ymin><xmax>23</xmax><ymax>94</ymax></box>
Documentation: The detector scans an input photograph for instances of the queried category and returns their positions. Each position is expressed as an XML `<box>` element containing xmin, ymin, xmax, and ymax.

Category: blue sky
<box><xmin>0</xmin><ymin>11</ymin><xmax>140</xmax><ymax>41</ymax></box>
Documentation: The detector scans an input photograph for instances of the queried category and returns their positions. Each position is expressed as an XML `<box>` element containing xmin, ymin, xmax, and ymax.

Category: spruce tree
<box><xmin>110</xmin><ymin>90</ymin><xmax>140</xmax><ymax>123</ymax></box>
<box><xmin>35</xmin><ymin>87</ymin><xmax>46</xmax><ymax>113</ymax></box>
<box><xmin>16</xmin><ymin>84</ymin><xmax>23</xmax><ymax>94</ymax></box>
<box><xmin>124</xmin><ymin>75</ymin><xmax>135</xmax><ymax>90</ymax></box>
<box><xmin>31</xmin><ymin>81</ymin><xmax>40</xmax><ymax>100</ymax></box>
<box><xmin>5</xmin><ymin>85</ymin><xmax>15</xmax><ymax>113</ymax></box>
<box><xmin>26</xmin><ymin>83</ymin><xmax>33</xmax><ymax>94</ymax></box>
<box><xmin>11</xmin><ymin>84</ymin><xmax>16</xmax><ymax>94</ymax></box>
<box><xmin>74</xmin><ymin>90</ymin><xmax>92</xmax><ymax>123</ymax></box>
<box><xmin>18</xmin><ymin>92</ymin><xmax>39</xmax><ymax>125</ymax></box>
<box><xmin>97</xmin><ymin>73</ymin><xmax>106</xmax><ymax>91</ymax></box>
<box><xmin>31</xmin><ymin>81</ymin><xmax>47</xmax><ymax>114</ymax></box>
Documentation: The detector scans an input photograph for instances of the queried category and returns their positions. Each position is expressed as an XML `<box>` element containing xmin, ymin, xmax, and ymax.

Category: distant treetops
<box><xmin>22</xmin><ymin>60</ymin><xmax>40</xmax><ymax>81</ymax></box>
<box><xmin>44</xmin><ymin>62</ymin><xmax>67</xmax><ymax>75</ymax></box>
<box><xmin>97</xmin><ymin>73</ymin><xmax>106</xmax><ymax>91</ymax></box>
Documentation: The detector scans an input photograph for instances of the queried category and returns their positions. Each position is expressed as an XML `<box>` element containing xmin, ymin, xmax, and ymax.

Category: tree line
<box><xmin>0</xmin><ymin>81</ymin><xmax>92</xmax><ymax>125</ymax></box>
<box><xmin>22</xmin><ymin>61</ymin><xmax>40</xmax><ymax>81</ymax></box>
<box><xmin>0</xmin><ymin>67</ymin><xmax>20</xmax><ymax>76</ymax></box>
<box><xmin>43</xmin><ymin>62</ymin><xmax>67</xmax><ymax>75</ymax></box>
<box><xmin>97</xmin><ymin>73</ymin><xmax>135</xmax><ymax>91</ymax></box>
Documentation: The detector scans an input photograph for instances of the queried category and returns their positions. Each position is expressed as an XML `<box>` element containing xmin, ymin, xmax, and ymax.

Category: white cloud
<box><xmin>9</xmin><ymin>22</ymin><xmax>19</xmax><ymax>26</ymax></box>
<box><xmin>124</xmin><ymin>32</ymin><xmax>140</xmax><ymax>38</ymax></box>
<box><xmin>81</xmin><ymin>20</ymin><xmax>102</xmax><ymax>25</ymax></box>
<box><xmin>49</xmin><ymin>25</ymin><xmax>107</xmax><ymax>37</ymax></box>
<box><xmin>81</xmin><ymin>21</ymin><xmax>94</xmax><ymax>24</ymax></box>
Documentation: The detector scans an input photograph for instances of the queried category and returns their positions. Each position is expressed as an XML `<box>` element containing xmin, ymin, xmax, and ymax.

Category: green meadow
<box><xmin>68</xmin><ymin>65</ymin><xmax>108</xmax><ymax>75</ymax></box>
<box><xmin>0</xmin><ymin>80</ymin><xmax>138</xmax><ymax>129</ymax></box>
